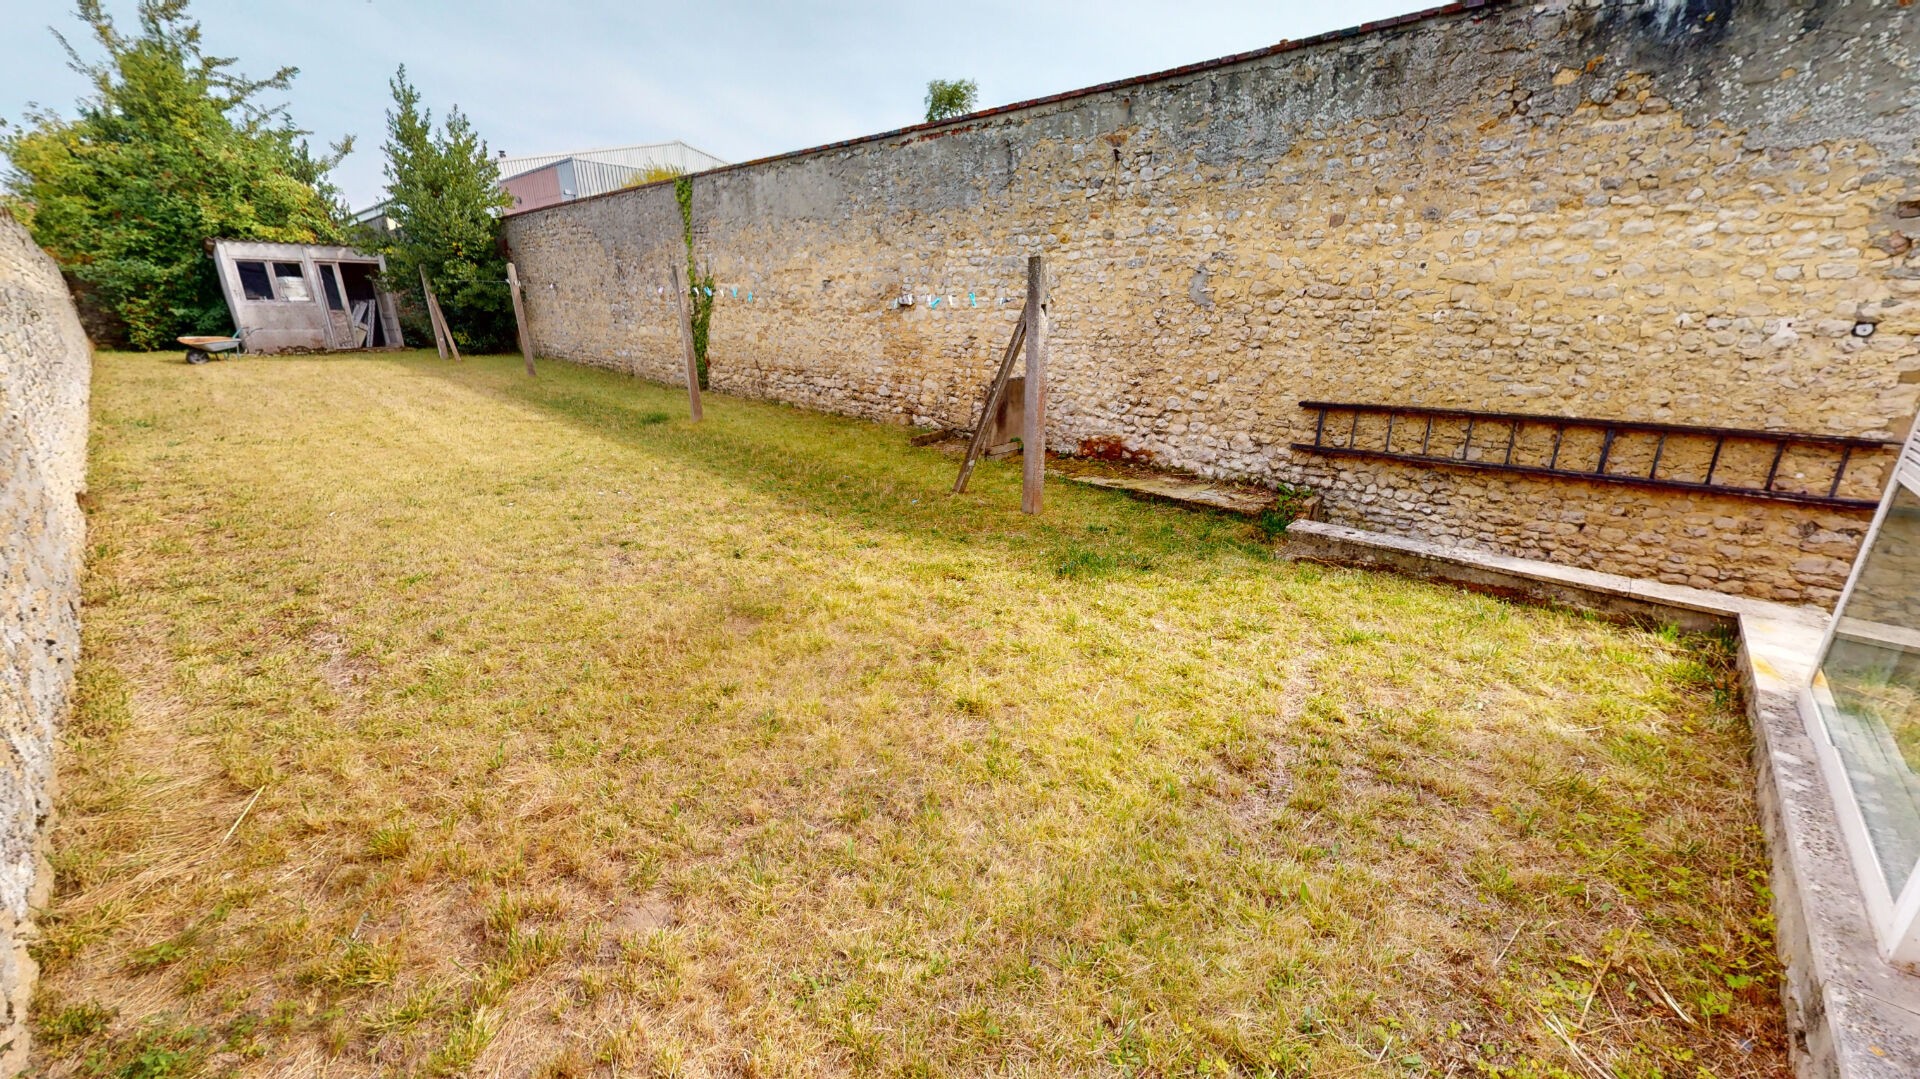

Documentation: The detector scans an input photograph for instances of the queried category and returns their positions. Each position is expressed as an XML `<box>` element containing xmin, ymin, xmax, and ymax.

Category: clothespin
<box><xmin>929</xmin><ymin>295</ymin><xmax>941</xmax><ymax>309</ymax></box>
<box><xmin>969</xmin><ymin>292</ymin><xmax>976</xmax><ymax>306</ymax></box>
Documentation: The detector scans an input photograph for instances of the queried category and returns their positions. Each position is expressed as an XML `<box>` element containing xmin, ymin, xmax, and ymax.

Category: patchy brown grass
<box><xmin>35</xmin><ymin>350</ymin><xmax>1786</xmax><ymax>1077</ymax></box>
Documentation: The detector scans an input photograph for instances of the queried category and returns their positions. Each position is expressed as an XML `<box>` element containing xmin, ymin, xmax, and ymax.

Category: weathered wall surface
<box><xmin>504</xmin><ymin>0</ymin><xmax>1920</xmax><ymax>605</ymax></box>
<box><xmin>0</xmin><ymin>212</ymin><xmax>89</xmax><ymax>1070</ymax></box>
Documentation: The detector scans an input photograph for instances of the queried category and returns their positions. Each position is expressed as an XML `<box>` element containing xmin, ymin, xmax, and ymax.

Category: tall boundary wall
<box><xmin>502</xmin><ymin>0</ymin><xmax>1920</xmax><ymax>606</ymax></box>
<box><xmin>0</xmin><ymin>212</ymin><xmax>89</xmax><ymax>1069</ymax></box>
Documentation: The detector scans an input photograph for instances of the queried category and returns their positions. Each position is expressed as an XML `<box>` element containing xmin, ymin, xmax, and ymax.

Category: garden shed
<box><xmin>209</xmin><ymin>239</ymin><xmax>404</xmax><ymax>353</ymax></box>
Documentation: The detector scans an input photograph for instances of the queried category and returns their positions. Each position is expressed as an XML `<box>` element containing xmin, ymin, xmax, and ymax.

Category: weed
<box><xmin>37</xmin><ymin>999</ymin><xmax>114</xmax><ymax>1050</ymax></box>
<box><xmin>365</xmin><ymin>823</ymin><xmax>412</xmax><ymax>861</ymax></box>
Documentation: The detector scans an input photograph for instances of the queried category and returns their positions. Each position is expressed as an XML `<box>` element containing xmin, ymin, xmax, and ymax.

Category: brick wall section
<box><xmin>504</xmin><ymin>0</ymin><xmax>1920</xmax><ymax>605</ymax></box>
<box><xmin>0</xmin><ymin>212</ymin><xmax>90</xmax><ymax>1069</ymax></box>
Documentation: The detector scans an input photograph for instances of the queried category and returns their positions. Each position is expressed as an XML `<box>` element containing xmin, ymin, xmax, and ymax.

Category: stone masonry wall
<box><xmin>503</xmin><ymin>0</ymin><xmax>1920</xmax><ymax>605</ymax></box>
<box><xmin>0</xmin><ymin>211</ymin><xmax>90</xmax><ymax>1069</ymax></box>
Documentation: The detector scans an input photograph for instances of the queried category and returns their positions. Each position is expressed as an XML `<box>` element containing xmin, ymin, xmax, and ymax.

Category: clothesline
<box><xmin>642</xmin><ymin>285</ymin><xmax>1014</xmax><ymax>309</ymax></box>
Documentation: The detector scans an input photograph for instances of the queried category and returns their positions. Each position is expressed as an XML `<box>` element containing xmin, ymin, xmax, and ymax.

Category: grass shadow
<box><xmin>398</xmin><ymin>352</ymin><xmax>1278</xmax><ymax>582</ymax></box>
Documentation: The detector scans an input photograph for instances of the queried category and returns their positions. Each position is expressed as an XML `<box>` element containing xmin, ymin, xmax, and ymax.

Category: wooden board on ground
<box><xmin>1065</xmin><ymin>473</ymin><xmax>1282</xmax><ymax>517</ymax></box>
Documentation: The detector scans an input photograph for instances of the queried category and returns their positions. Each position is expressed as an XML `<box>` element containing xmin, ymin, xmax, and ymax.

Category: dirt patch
<box><xmin>309</xmin><ymin>630</ymin><xmax>376</xmax><ymax>696</ymax></box>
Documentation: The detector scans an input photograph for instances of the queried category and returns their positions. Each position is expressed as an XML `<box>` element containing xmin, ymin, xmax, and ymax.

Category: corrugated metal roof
<box><xmin>496</xmin><ymin>140</ymin><xmax>724</xmax><ymax>181</ymax></box>
<box><xmin>565</xmin><ymin>159</ymin><xmax>653</xmax><ymax>199</ymax></box>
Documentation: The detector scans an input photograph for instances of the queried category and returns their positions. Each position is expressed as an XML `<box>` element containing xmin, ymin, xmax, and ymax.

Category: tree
<box><xmin>924</xmin><ymin>79</ymin><xmax>978</xmax><ymax>123</ymax></box>
<box><xmin>2</xmin><ymin>0</ymin><xmax>350</xmax><ymax>349</ymax></box>
<box><xmin>376</xmin><ymin>66</ymin><xmax>514</xmax><ymax>354</ymax></box>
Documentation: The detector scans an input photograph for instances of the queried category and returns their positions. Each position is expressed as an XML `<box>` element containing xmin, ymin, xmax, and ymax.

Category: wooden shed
<box><xmin>209</xmin><ymin>239</ymin><xmax>405</xmax><ymax>353</ymax></box>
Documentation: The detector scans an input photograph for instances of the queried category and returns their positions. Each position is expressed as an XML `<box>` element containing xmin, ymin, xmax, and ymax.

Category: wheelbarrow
<box><xmin>178</xmin><ymin>333</ymin><xmax>244</xmax><ymax>364</ymax></box>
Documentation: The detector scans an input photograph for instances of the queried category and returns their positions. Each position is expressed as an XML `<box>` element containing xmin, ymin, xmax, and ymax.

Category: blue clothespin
<box><xmin>929</xmin><ymin>295</ymin><xmax>941</xmax><ymax>308</ymax></box>
<box><xmin>969</xmin><ymin>292</ymin><xmax>976</xmax><ymax>306</ymax></box>
<box><xmin>748</xmin><ymin>291</ymin><xmax>754</xmax><ymax>302</ymax></box>
<box><xmin>731</xmin><ymin>287</ymin><xmax>737</xmax><ymax>298</ymax></box>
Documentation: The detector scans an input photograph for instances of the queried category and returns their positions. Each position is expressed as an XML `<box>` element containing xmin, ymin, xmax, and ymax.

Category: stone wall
<box><xmin>0</xmin><ymin>211</ymin><xmax>90</xmax><ymax>1069</ymax></box>
<box><xmin>503</xmin><ymin>0</ymin><xmax>1920</xmax><ymax>605</ymax></box>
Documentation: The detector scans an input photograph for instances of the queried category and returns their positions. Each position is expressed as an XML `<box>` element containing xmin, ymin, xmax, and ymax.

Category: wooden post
<box><xmin>506</xmin><ymin>261</ymin><xmax>535</xmax><ymax>376</ymax></box>
<box><xmin>1021</xmin><ymin>254</ymin><xmax>1047</xmax><ymax>515</ymax></box>
<box><xmin>419</xmin><ymin>267</ymin><xmax>447</xmax><ymax>360</ymax></box>
<box><xmin>670</xmin><ymin>261</ymin><xmax>703</xmax><ymax>423</ymax></box>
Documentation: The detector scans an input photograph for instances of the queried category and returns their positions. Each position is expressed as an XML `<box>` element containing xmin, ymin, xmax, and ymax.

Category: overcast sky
<box><xmin>2</xmin><ymin>0</ymin><xmax>1426</xmax><ymax>211</ymax></box>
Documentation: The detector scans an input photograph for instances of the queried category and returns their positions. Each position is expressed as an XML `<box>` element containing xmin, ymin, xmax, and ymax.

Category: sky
<box><xmin>1</xmin><ymin>0</ymin><xmax>1428</xmax><ymax>212</ymax></box>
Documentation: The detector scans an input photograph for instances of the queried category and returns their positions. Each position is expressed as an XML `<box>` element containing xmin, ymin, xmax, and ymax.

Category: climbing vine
<box><xmin>674</xmin><ymin>175</ymin><xmax>715</xmax><ymax>389</ymax></box>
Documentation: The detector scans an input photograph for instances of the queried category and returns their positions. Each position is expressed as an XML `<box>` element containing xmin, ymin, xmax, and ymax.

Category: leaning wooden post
<box><xmin>1021</xmin><ymin>254</ymin><xmax>1048</xmax><ymax>515</ymax></box>
<box><xmin>506</xmin><ymin>261</ymin><xmax>535</xmax><ymax>377</ymax></box>
<box><xmin>419</xmin><ymin>267</ymin><xmax>447</xmax><ymax>361</ymax></box>
<box><xmin>432</xmin><ymin>287</ymin><xmax>461</xmax><ymax>362</ymax></box>
<box><xmin>951</xmin><ymin>314</ymin><xmax>1026</xmax><ymax>494</ymax></box>
<box><xmin>419</xmin><ymin>269</ymin><xmax>461</xmax><ymax>361</ymax></box>
<box><xmin>669</xmin><ymin>261</ymin><xmax>703</xmax><ymax>423</ymax></box>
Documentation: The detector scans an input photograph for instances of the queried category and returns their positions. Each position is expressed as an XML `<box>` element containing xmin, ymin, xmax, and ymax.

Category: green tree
<box><xmin>2</xmin><ymin>0</ymin><xmax>350</xmax><ymax>349</ymax></box>
<box><xmin>924</xmin><ymin>79</ymin><xmax>978</xmax><ymax>123</ymax></box>
<box><xmin>377</xmin><ymin>66</ymin><xmax>514</xmax><ymax>354</ymax></box>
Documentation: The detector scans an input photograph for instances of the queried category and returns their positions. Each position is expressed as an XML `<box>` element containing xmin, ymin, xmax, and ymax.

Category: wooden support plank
<box><xmin>951</xmin><ymin>312</ymin><xmax>1026</xmax><ymax>494</ymax></box>
<box><xmin>670</xmin><ymin>261</ymin><xmax>703</xmax><ymax>423</ymax></box>
<box><xmin>506</xmin><ymin>262</ymin><xmax>535</xmax><ymax>377</ymax></box>
<box><xmin>419</xmin><ymin>267</ymin><xmax>446</xmax><ymax>360</ymax></box>
<box><xmin>1021</xmin><ymin>254</ymin><xmax>1048</xmax><ymax>516</ymax></box>
<box><xmin>419</xmin><ymin>269</ymin><xmax>460</xmax><ymax>361</ymax></box>
<box><xmin>432</xmin><ymin>289</ymin><xmax>460</xmax><ymax>362</ymax></box>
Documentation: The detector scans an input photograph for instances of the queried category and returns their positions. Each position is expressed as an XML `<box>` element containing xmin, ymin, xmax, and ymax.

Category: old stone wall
<box><xmin>504</xmin><ymin>0</ymin><xmax>1920</xmax><ymax>605</ymax></box>
<box><xmin>0</xmin><ymin>211</ymin><xmax>90</xmax><ymax>1069</ymax></box>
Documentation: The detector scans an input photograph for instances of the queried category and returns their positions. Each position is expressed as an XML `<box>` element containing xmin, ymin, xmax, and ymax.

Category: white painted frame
<box><xmin>1800</xmin><ymin>426</ymin><xmax>1920</xmax><ymax>967</ymax></box>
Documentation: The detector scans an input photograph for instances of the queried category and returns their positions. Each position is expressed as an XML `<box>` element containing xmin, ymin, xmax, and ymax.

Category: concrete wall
<box><xmin>0</xmin><ymin>212</ymin><xmax>90</xmax><ymax>1069</ymax></box>
<box><xmin>503</xmin><ymin>0</ymin><xmax>1920</xmax><ymax>606</ymax></box>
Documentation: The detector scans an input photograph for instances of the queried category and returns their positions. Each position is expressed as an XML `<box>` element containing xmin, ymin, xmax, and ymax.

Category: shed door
<box><xmin>315</xmin><ymin>262</ymin><xmax>365</xmax><ymax>348</ymax></box>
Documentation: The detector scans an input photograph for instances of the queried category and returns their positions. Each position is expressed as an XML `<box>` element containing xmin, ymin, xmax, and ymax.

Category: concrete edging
<box><xmin>1282</xmin><ymin>519</ymin><xmax>1920</xmax><ymax>1078</ymax></box>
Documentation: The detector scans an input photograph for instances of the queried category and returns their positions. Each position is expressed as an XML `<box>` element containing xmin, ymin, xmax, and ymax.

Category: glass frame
<box><xmin>1803</xmin><ymin>456</ymin><xmax>1920</xmax><ymax>966</ymax></box>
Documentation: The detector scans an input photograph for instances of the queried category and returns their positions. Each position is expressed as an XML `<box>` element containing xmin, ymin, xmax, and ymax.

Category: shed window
<box><xmin>236</xmin><ymin>261</ymin><xmax>273</xmax><ymax>301</ymax></box>
<box><xmin>273</xmin><ymin>262</ymin><xmax>311</xmax><ymax>302</ymax></box>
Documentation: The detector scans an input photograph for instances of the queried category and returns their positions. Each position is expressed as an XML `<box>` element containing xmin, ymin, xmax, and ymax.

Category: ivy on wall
<box><xmin>674</xmin><ymin>175</ymin><xmax>715</xmax><ymax>389</ymax></box>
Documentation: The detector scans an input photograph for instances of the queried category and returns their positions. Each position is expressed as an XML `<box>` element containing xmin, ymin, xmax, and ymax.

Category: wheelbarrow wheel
<box><xmin>185</xmin><ymin>348</ymin><xmax>210</xmax><ymax>365</ymax></box>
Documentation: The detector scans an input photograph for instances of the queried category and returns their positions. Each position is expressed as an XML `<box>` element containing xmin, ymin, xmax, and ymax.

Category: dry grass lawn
<box><xmin>35</xmin><ymin>350</ymin><xmax>1786</xmax><ymax>1078</ymax></box>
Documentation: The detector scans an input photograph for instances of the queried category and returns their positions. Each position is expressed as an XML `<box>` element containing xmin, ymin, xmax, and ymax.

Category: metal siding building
<box><xmin>497</xmin><ymin>141</ymin><xmax>725</xmax><ymax>213</ymax></box>
<box><xmin>354</xmin><ymin>141</ymin><xmax>725</xmax><ymax>229</ymax></box>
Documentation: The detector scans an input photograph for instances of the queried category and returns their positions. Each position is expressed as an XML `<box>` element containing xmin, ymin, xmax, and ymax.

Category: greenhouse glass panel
<box><xmin>1813</xmin><ymin>483</ymin><xmax>1920</xmax><ymax>899</ymax></box>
